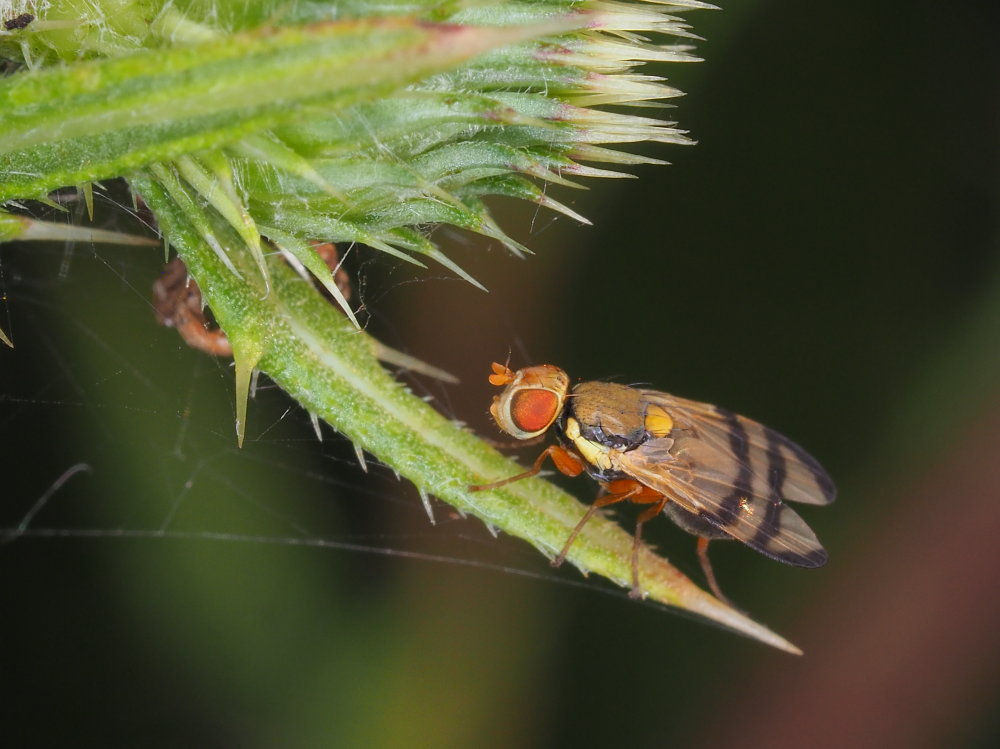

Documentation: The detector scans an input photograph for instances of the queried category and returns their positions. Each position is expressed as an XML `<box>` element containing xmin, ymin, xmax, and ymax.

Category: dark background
<box><xmin>3</xmin><ymin>1</ymin><xmax>999</xmax><ymax>746</ymax></box>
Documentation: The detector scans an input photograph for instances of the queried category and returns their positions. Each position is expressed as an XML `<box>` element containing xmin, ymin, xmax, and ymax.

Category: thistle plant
<box><xmin>0</xmin><ymin>0</ymin><xmax>804</xmax><ymax>652</ymax></box>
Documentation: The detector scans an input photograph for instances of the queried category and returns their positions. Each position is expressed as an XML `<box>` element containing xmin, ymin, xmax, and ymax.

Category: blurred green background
<box><xmin>3</xmin><ymin>0</ymin><xmax>999</xmax><ymax>746</ymax></box>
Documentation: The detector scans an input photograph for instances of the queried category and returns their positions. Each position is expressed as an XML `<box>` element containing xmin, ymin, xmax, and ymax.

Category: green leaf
<box><xmin>0</xmin><ymin>16</ymin><xmax>580</xmax><ymax>202</ymax></box>
<box><xmin>0</xmin><ymin>207</ymin><xmax>158</xmax><ymax>246</ymax></box>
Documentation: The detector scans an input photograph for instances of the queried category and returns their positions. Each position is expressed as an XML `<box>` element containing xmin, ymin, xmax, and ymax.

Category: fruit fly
<box><xmin>469</xmin><ymin>363</ymin><xmax>835</xmax><ymax>600</ymax></box>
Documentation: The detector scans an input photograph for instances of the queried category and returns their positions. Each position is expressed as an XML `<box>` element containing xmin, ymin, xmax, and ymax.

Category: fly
<box><xmin>470</xmin><ymin>363</ymin><xmax>835</xmax><ymax>601</ymax></box>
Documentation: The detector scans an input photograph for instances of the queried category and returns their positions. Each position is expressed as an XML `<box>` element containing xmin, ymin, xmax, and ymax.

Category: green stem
<box><xmin>130</xmin><ymin>170</ymin><xmax>804</xmax><ymax>654</ymax></box>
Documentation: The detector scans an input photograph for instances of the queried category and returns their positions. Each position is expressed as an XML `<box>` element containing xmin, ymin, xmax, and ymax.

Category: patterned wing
<box><xmin>619</xmin><ymin>391</ymin><xmax>834</xmax><ymax>567</ymax></box>
<box><xmin>650</xmin><ymin>392</ymin><xmax>836</xmax><ymax>507</ymax></box>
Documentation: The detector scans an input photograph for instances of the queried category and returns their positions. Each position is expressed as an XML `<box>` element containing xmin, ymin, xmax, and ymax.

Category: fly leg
<box><xmin>552</xmin><ymin>485</ymin><xmax>638</xmax><ymax>569</ymax></box>
<box><xmin>696</xmin><ymin>537</ymin><xmax>732</xmax><ymax>605</ymax></box>
<box><xmin>630</xmin><ymin>493</ymin><xmax>669</xmax><ymax>599</ymax></box>
<box><xmin>469</xmin><ymin>445</ymin><xmax>586</xmax><ymax>492</ymax></box>
<box><xmin>553</xmin><ymin>479</ymin><xmax>665</xmax><ymax>600</ymax></box>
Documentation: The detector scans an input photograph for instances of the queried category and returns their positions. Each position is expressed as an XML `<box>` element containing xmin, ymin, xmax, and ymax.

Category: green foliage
<box><xmin>0</xmin><ymin>0</ymin><xmax>808</xmax><ymax>650</ymax></box>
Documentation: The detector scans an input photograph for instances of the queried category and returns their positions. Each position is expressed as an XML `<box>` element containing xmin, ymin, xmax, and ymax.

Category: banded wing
<box><xmin>650</xmin><ymin>392</ymin><xmax>837</xmax><ymax>507</ymax></box>
<box><xmin>620</xmin><ymin>391</ymin><xmax>835</xmax><ymax>567</ymax></box>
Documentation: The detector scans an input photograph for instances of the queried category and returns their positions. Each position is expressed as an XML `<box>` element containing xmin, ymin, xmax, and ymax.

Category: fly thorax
<box><xmin>569</xmin><ymin>381</ymin><xmax>650</xmax><ymax>450</ymax></box>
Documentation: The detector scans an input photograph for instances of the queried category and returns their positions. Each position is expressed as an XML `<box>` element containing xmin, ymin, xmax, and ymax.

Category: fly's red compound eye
<box><xmin>510</xmin><ymin>389</ymin><xmax>559</xmax><ymax>434</ymax></box>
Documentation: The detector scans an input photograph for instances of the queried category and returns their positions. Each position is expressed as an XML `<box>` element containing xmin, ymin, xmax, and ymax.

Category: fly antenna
<box><xmin>488</xmin><ymin>360</ymin><xmax>516</xmax><ymax>386</ymax></box>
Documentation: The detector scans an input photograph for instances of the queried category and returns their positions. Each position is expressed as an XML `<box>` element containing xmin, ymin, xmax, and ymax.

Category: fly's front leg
<box><xmin>469</xmin><ymin>445</ymin><xmax>586</xmax><ymax>492</ymax></box>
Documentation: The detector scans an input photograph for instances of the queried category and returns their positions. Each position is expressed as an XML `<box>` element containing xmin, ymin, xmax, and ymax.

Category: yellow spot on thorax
<box><xmin>644</xmin><ymin>404</ymin><xmax>674</xmax><ymax>438</ymax></box>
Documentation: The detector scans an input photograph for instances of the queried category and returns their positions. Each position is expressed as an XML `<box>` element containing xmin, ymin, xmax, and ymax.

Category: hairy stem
<box><xmin>131</xmin><ymin>170</ymin><xmax>804</xmax><ymax>654</ymax></box>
